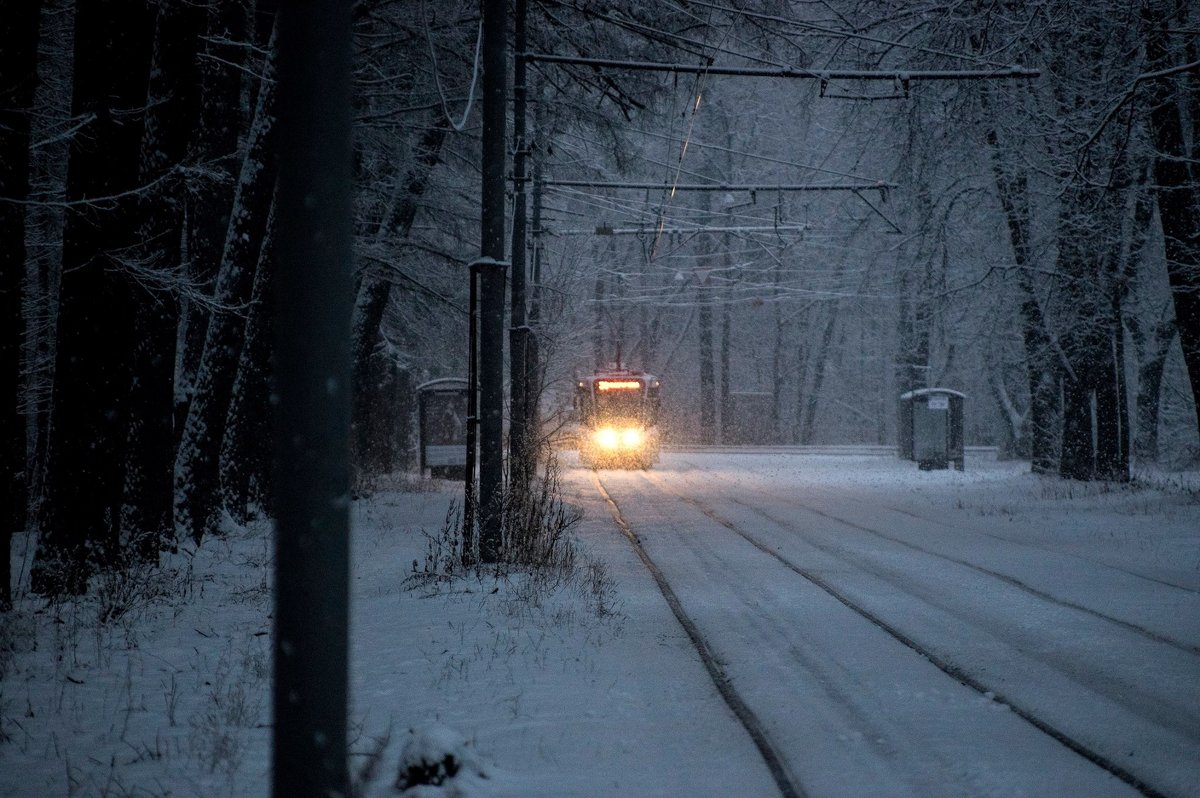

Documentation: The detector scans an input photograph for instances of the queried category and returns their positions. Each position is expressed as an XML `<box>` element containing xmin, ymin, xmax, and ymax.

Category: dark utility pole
<box><xmin>527</xmin><ymin>128</ymin><xmax>545</xmax><ymax>443</ymax></box>
<box><xmin>273</xmin><ymin>1</ymin><xmax>352</xmax><ymax>796</ymax></box>
<box><xmin>476</xmin><ymin>0</ymin><xmax>507</xmax><ymax>562</ymax></box>
<box><xmin>509</xmin><ymin>0</ymin><xmax>532</xmax><ymax>501</ymax></box>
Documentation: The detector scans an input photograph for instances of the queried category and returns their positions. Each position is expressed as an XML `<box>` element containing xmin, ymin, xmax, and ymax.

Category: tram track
<box><xmin>732</xmin><ymin>492</ymin><xmax>1200</xmax><ymax>657</ymax></box>
<box><xmin>624</xmin><ymin>468</ymin><xmax>1184</xmax><ymax>798</ymax></box>
<box><xmin>718</xmin><ymin>494</ymin><xmax>1200</xmax><ymax>732</ymax></box>
<box><xmin>864</xmin><ymin>499</ymin><xmax>1200</xmax><ymax>598</ymax></box>
<box><xmin>590</xmin><ymin>472</ymin><xmax>806</xmax><ymax>798</ymax></box>
<box><xmin>676</xmin><ymin>460</ymin><xmax>1200</xmax><ymax>644</ymax></box>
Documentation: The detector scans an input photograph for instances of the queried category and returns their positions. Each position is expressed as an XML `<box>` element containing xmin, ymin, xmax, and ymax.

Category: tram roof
<box><xmin>416</xmin><ymin>377</ymin><xmax>469</xmax><ymax>392</ymax></box>
<box><xmin>898</xmin><ymin>387</ymin><xmax>965</xmax><ymax>400</ymax></box>
<box><xmin>577</xmin><ymin>370</ymin><xmax>659</xmax><ymax>386</ymax></box>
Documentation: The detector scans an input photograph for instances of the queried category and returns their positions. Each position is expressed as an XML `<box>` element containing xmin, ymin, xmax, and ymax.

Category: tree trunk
<box><xmin>1135</xmin><ymin>322</ymin><xmax>1176</xmax><ymax>461</ymax></box>
<box><xmin>122</xmin><ymin>0</ymin><xmax>203</xmax><ymax>562</ymax></box>
<box><xmin>770</xmin><ymin>268</ymin><xmax>784</xmax><ymax>441</ymax></box>
<box><xmin>593</xmin><ymin>268</ymin><xmax>607</xmax><ymax>368</ymax></box>
<box><xmin>348</xmin><ymin>118</ymin><xmax>448</xmax><ymax>482</ymax></box>
<box><xmin>1059</xmin><ymin>371</ymin><xmax>1093</xmax><ymax>480</ymax></box>
<box><xmin>986</xmin><ymin>363</ymin><xmax>1027</xmax><ymax>460</ymax></box>
<box><xmin>1121</xmin><ymin>171</ymin><xmax>1166</xmax><ymax>463</ymax></box>
<box><xmin>718</xmin><ymin>224</ymin><xmax>733</xmax><ymax>444</ymax></box>
<box><xmin>221</xmin><ymin>202</ymin><xmax>275</xmax><ymax>523</ymax></box>
<box><xmin>31</xmin><ymin>0</ymin><xmax>154</xmax><ymax>595</ymax></box>
<box><xmin>697</xmin><ymin>269</ymin><xmax>715</xmax><ymax>445</ymax></box>
<box><xmin>350</xmin><ymin>278</ymin><xmax>392</xmax><ymax>482</ymax></box>
<box><xmin>800</xmin><ymin>302</ymin><xmax>839</xmax><ymax>445</ymax></box>
<box><xmin>895</xmin><ymin>267</ymin><xmax>932</xmax><ymax>397</ymax></box>
<box><xmin>0</xmin><ymin>0</ymin><xmax>41</xmax><ymax>608</ymax></box>
<box><xmin>1143</xmin><ymin>0</ymin><xmax>1200</xmax><ymax>440</ymax></box>
<box><xmin>176</xmin><ymin>0</ymin><xmax>248</xmax><ymax>437</ymax></box>
<box><xmin>1097</xmin><ymin>280</ymin><xmax>1131</xmax><ymax>481</ymax></box>
<box><xmin>985</xmin><ymin>124</ymin><xmax>1060</xmax><ymax>473</ymax></box>
<box><xmin>791</xmin><ymin>307</ymin><xmax>810</xmax><ymax>444</ymax></box>
<box><xmin>719</xmin><ymin>295</ymin><xmax>731</xmax><ymax>443</ymax></box>
<box><xmin>1055</xmin><ymin>172</ymin><xmax>1131</xmax><ymax>483</ymax></box>
<box><xmin>23</xmin><ymin>0</ymin><xmax>73</xmax><ymax>538</ymax></box>
<box><xmin>175</xmin><ymin>24</ymin><xmax>276</xmax><ymax>545</ymax></box>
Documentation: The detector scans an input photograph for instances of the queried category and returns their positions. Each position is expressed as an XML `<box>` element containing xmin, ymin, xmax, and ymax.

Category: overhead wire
<box><xmin>532</xmin><ymin>0</ymin><xmax>933</xmax><ymax>315</ymax></box>
<box><xmin>555</xmin><ymin>2</ymin><xmax>801</xmax><ymax>71</ymax></box>
<box><xmin>645</xmin><ymin>3</ymin><xmax>740</xmax><ymax>262</ymax></box>
<box><xmin>626</xmin><ymin>126</ymin><xmax>886</xmax><ymax>183</ymax></box>
<box><xmin>677</xmin><ymin>0</ymin><xmax>1023</xmax><ymax>70</ymax></box>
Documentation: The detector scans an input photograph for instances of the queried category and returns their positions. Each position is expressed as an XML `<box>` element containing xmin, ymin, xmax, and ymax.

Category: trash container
<box><xmin>416</xmin><ymin>378</ymin><xmax>469</xmax><ymax>479</ymax></box>
<box><xmin>897</xmin><ymin>388</ymin><xmax>964</xmax><ymax>470</ymax></box>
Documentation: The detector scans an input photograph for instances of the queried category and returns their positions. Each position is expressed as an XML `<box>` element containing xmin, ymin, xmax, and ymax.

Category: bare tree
<box><xmin>175</xmin><ymin>22</ymin><xmax>277</xmax><ymax>545</ymax></box>
<box><xmin>1143</xmin><ymin>0</ymin><xmax>1200</xmax><ymax>447</ymax></box>
<box><xmin>0</xmin><ymin>0</ymin><xmax>42</xmax><ymax>608</ymax></box>
<box><xmin>31</xmin><ymin>0</ymin><xmax>155</xmax><ymax>595</ymax></box>
<box><xmin>175</xmin><ymin>0</ymin><xmax>249</xmax><ymax>434</ymax></box>
<box><xmin>122</xmin><ymin>0</ymin><xmax>204</xmax><ymax>562</ymax></box>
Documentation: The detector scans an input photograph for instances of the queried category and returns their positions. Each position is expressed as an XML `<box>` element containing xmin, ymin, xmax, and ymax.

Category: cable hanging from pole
<box><xmin>651</xmin><ymin>63</ymin><xmax>709</xmax><ymax>262</ymax></box>
<box><xmin>651</xmin><ymin>9</ymin><xmax>736</xmax><ymax>263</ymax></box>
<box><xmin>422</xmin><ymin>0</ymin><xmax>484</xmax><ymax>133</ymax></box>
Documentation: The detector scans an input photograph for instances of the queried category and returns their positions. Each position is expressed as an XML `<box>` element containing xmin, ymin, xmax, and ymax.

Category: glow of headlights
<box><xmin>621</xmin><ymin>428</ymin><xmax>643</xmax><ymax>447</ymax></box>
<box><xmin>595</xmin><ymin>428</ymin><xmax>619</xmax><ymax>449</ymax></box>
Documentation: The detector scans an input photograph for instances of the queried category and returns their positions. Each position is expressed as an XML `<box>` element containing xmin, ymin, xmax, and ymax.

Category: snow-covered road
<box><xmin>566</xmin><ymin>451</ymin><xmax>1200</xmax><ymax>798</ymax></box>
<box><xmin>6</xmin><ymin>450</ymin><xmax>1198</xmax><ymax>797</ymax></box>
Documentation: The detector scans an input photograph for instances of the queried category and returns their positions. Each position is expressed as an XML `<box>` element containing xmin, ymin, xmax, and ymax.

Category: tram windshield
<box><xmin>594</xmin><ymin>385</ymin><xmax>645</xmax><ymax>422</ymax></box>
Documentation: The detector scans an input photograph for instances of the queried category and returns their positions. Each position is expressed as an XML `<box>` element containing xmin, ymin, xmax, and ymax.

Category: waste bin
<box><xmin>416</xmin><ymin>378</ymin><xmax>469</xmax><ymax>479</ymax></box>
<box><xmin>897</xmin><ymin>388</ymin><xmax>964</xmax><ymax>470</ymax></box>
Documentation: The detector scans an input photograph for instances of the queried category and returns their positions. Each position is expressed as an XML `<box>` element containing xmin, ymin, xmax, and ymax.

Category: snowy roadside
<box><xmin>0</xmin><ymin>473</ymin><xmax>773</xmax><ymax>798</ymax></box>
<box><xmin>2</xmin><ymin>453</ymin><xmax>1198</xmax><ymax>798</ymax></box>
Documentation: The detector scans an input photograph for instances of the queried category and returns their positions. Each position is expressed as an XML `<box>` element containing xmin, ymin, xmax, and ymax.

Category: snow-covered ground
<box><xmin>2</xmin><ymin>451</ymin><xmax>1198</xmax><ymax>797</ymax></box>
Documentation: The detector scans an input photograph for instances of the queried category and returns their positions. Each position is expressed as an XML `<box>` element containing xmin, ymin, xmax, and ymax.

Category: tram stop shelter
<box><xmin>416</xmin><ymin>378</ymin><xmax>469</xmax><ymax>479</ymax></box>
<box><xmin>897</xmin><ymin>388</ymin><xmax>965</xmax><ymax>471</ymax></box>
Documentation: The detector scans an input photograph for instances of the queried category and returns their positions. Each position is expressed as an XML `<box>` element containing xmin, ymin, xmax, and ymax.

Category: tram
<box><xmin>574</xmin><ymin>368</ymin><xmax>662</xmax><ymax>469</ymax></box>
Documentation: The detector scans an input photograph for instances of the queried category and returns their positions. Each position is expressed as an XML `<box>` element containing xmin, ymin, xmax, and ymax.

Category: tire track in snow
<box><xmin>591</xmin><ymin>472</ymin><xmax>806</xmax><ymax>798</ymax></box>
<box><xmin>645</xmin><ymin>474</ymin><xmax>1171</xmax><ymax>798</ymax></box>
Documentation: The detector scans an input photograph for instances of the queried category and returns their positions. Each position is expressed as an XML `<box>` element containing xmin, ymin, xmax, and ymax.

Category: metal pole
<box><xmin>273</xmin><ymin>1</ymin><xmax>351</xmax><ymax>795</ymax></box>
<box><xmin>529</xmin><ymin>136</ymin><xmax>544</xmax><ymax>328</ymax></box>
<box><xmin>478</xmin><ymin>0</ymin><xmax>507</xmax><ymax>562</ymax></box>
<box><xmin>463</xmin><ymin>262</ymin><xmax>479</xmax><ymax>564</ymax></box>
<box><xmin>527</xmin><ymin>136</ymin><xmax>544</xmax><ymax>448</ymax></box>
<box><xmin>509</xmin><ymin>0</ymin><xmax>530</xmax><ymax>499</ymax></box>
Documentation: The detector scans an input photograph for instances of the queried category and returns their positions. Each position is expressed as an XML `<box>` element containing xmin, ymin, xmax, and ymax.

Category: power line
<box><xmin>541</xmin><ymin>179</ymin><xmax>894</xmax><ymax>192</ymax></box>
<box><xmin>525</xmin><ymin>53</ymin><xmax>1040</xmax><ymax>81</ymax></box>
<box><xmin>676</xmin><ymin>0</ymin><xmax>1028</xmax><ymax>71</ymax></box>
<box><xmin>558</xmin><ymin>223</ymin><xmax>811</xmax><ymax>235</ymax></box>
<box><xmin>625</xmin><ymin>126</ymin><xmax>885</xmax><ymax>182</ymax></box>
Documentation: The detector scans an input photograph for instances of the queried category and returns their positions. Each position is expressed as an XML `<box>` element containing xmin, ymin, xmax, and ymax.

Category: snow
<box><xmin>2</xmin><ymin>450</ymin><xmax>1198</xmax><ymax>797</ymax></box>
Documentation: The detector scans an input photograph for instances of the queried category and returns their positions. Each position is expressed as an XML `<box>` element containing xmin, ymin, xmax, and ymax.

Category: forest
<box><xmin>2</xmin><ymin>0</ymin><xmax>1199</xmax><ymax>609</ymax></box>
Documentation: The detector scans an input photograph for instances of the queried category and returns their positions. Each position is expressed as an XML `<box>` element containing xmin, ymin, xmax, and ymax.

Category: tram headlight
<box><xmin>593</xmin><ymin>426</ymin><xmax>644</xmax><ymax>450</ymax></box>
<box><xmin>595</xmin><ymin>427</ymin><xmax>620</xmax><ymax>449</ymax></box>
